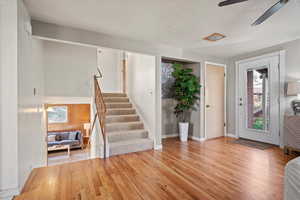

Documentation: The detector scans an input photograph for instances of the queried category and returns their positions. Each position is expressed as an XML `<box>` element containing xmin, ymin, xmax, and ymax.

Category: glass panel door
<box><xmin>246</xmin><ymin>68</ymin><xmax>269</xmax><ymax>131</ymax></box>
<box><xmin>238</xmin><ymin>55</ymin><xmax>280</xmax><ymax>145</ymax></box>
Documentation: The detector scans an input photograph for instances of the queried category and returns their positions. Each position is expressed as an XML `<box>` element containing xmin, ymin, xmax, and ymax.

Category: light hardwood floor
<box><xmin>17</xmin><ymin>137</ymin><xmax>297</xmax><ymax>200</ymax></box>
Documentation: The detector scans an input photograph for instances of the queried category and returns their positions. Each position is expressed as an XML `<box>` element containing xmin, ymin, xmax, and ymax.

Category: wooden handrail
<box><xmin>90</xmin><ymin>75</ymin><xmax>107</xmax><ymax>158</ymax></box>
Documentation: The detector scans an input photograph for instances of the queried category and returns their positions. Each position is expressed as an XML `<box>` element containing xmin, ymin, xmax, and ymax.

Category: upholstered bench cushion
<box><xmin>284</xmin><ymin>157</ymin><xmax>300</xmax><ymax>200</ymax></box>
<box><xmin>47</xmin><ymin>131</ymin><xmax>82</xmax><ymax>149</ymax></box>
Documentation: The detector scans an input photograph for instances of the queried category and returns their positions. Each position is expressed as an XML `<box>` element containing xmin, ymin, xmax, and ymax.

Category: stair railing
<box><xmin>90</xmin><ymin>74</ymin><xmax>107</xmax><ymax>158</ymax></box>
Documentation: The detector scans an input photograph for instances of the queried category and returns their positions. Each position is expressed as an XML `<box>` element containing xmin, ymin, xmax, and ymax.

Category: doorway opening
<box><xmin>46</xmin><ymin>103</ymin><xmax>91</xmax><ymax>166</ymax></box>
<box><xmin>161</xmin><ymin>57</ymin><xmax>201</xmax><ymax>141</ymax></box>
<box><xmin>204</xmin><ymin>62</ymin><xmax>227</xmax><ymax>140</ymax></box>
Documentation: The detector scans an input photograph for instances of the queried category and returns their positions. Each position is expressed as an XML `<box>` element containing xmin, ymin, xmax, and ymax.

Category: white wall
<box><xmin>17</xmin><ymin>0</ymin><xmax>46</xmax><ymax>190</ymax></box>
<box><xmin>227</xmin><ymin>38</ymin><xmax>300</xmax><ymax>136</ymax></box>
<box><xmin>89</xmin><ymin>100</ymin><xmax>104</xmax><ymax>158</ymax></box>
<box><xmin>127</xmin><ymin>53</ymin><xmax>156</xmax><ymax>142</ymax></box>
<box><xmin>0</xmin><ymin>0</ymin><xmax>19</xmax><ymax>199</ymax></box>
<box><xmin>32</xmin><ymin>20</ymin><xmax>183</xmax><ymax>58</ymax></box>
<box><xmin>97</xmin><ymin>48</ymin><xmax>122</xmax><ymax>93</ymax></box>
<box><xmin>0</xmin><ymin>2</ymin><xmax>46</xmax><ymax>199</ymax></box>
<box><xmin>42</xmin><ymin>40</ymin><xmax>97</xmax><ymax>97</ymax></box>
<box><xmin>32</xmin><ymin>38</ymin><xmax>47</xmax><ymax>164</ymax></box>
<box><xmin>42</xmin><ymin>41</ymin><xmax>122</xmax><ymax>98</ymax></box>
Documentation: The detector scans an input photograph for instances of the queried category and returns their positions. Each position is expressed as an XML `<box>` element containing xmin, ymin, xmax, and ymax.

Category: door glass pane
<box><xmin>246</xmin><ymin>68</ymin><xmax>269</xmax><ymax>131</ymax></box>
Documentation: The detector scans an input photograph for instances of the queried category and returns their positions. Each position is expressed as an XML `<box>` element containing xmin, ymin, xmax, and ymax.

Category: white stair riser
<box><xmin>108</xmin><ymin>131</ymin><xmax>148</xmax><ymax>143</ymax></box>
<box><xmin>109</xmin><ymin>141</ymin><xmax>153</xmax><ymax>156</ymax></box>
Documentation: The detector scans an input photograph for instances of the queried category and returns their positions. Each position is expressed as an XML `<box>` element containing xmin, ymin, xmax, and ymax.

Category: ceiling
<box><xmin>24</xmin><ymin>0</ymin><xmax>300</xmax><ymax>58</ymax></box>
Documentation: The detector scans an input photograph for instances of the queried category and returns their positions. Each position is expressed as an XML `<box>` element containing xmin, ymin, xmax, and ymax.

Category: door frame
<box><xmin>204</xmin><ymin>61</ymin><xmax>227</xmax><ymax>139</ymax></box>
<box><xmin>44</xmin><ymin>97</ymin><xmax>92</xmax><ymax>166</ymax></box>
<box><xmin>235</xmin><ymin>51</ymin><xmax>286</xmax><ymax>146</ymax></box>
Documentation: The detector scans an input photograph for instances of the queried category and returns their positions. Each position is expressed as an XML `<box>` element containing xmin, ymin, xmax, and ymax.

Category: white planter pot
<box><xmin>179</xmin><ymin>122</ymin><xmax>189</xmax><ymax>142</ymax></box>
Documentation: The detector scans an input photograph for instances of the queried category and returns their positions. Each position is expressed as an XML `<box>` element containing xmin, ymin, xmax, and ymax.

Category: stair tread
<box><xmin>106</xmin><ymin>121</ymin><xmax>143</xmax><ymax>126</ymax></box>
<box><xmin>108</xmin><ymin>129</ymin><xmax>147</xmax><ymax>135</ymax></box>
<box><xmin>106</xmin><ymin>114</ymin><xmax>138</xmax><ymax>118</ymax></box>
<box><xmin>106</xmin><ymin>102</ymin><xmax>131</xmax><ymax>104</ymax></box>
<box><xmin>104</xmin><ymin>97</ymin><xmax>128</xmax><ymax>99</ymax></box>
<box><xmin>104</xmin><ymin>97</ymin><xmax>129</xmax><ymax>102</ymax></box>
<box><xmin>110</xmin><ymin>138</ymin><xmax>153</xmax><ymax>147</ymax></box>
<box><xmin>106</xmin><ymin>115</ymin><xmax>140</xmax><ymax>124</ymax></box>
<box><xmin>101</xmin><ymin>94</ymin><xmax>153</xmax><ymax>156</ymax></box>
<box><xmin>103</xmin><ymin>93</ymin><xmax>126</xmax><ymax>94</ymax></box>
<box><xmin>107</xmin><ymin>108</ymin><xmax>134</xmax><ymax>110</ymax></box>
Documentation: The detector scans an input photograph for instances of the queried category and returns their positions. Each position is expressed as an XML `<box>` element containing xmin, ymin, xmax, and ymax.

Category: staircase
<box><xmin>103</xmin><ymin>93</ymin><xmax>153</xmax><ymax>156</ymax></box>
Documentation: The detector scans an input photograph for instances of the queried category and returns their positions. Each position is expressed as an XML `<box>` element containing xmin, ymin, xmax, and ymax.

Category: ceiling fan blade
<box><xmin>252</xmin><ymin>0</ymin><xmax>289</xmax><ymax>26</ymax></box>
<box><xmin>218</xmin><ymin>0</ymin><xmax>248</xmax><ymax>7</ymax></box>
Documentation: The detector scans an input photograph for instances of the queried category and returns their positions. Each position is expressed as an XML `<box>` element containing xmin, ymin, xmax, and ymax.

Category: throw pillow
<box><xmin>55</xmin><ymin>135</ymin><xmax>62</xmax><ymax>141</ymax></box>
<box><xmin>75</xmin><ymin>131</ymin><xmax>80</xmax><ymax>140</ymax></box>
<box><xmin>48</xmin><ymin>135</ymin><xmax>56</xmax><ymax>142</ymax></box>
<box><xmin>69</xmin><ymin>131</ymin><xmax>77</xmax><ymax>140</ymax></box>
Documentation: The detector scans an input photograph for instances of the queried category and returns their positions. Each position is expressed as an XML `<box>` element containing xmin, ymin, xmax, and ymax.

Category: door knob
<box><xmin>206</xmin><ymin>105</ymin><xmax>210</xmax><ymax>108</ymax></box>
<box><xmin>239</xmin><ymin>103</ymin><xmax>243</xmax><ymax>106</ymax></box>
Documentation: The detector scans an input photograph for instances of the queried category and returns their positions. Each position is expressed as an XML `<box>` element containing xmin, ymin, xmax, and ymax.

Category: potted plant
<box><xmin>172</xmin><ymin>63</ymin><xmax>201</xmax><ymax>142</ymax></box>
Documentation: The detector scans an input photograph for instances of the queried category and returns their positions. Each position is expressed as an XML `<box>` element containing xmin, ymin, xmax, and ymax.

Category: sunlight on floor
<box><xmin>48</xmin><ymin>148</ymin><xmax>90</xmax><ymax>166</ymax></box>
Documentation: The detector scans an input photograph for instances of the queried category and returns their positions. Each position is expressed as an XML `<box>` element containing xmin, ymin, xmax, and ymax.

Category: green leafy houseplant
<box><xmin>172</xmin><ymin>63</ymin><xmax>201</xmax><ymax>122</ymax></box>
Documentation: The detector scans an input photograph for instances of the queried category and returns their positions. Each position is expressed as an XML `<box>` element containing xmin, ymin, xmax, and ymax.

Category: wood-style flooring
<box><xmin>17</xmin><ymin>137</ymin><xmax>297</xmax><ymax>200</ymax></box>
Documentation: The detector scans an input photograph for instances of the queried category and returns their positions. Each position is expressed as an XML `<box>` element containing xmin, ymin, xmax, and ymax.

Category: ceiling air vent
<box><xmin>203</xmin><ymin>33</ymin><xmax>226</xmax><ymax>42</ymax></box>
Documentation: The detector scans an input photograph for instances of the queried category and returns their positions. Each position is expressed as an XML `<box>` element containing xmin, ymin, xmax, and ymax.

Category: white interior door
<box><xmin>238</xmin><ymin>56</ymin><xmax>280</xmax><ymax>145</ymax></box>
<box><xmin>205</xmin><ymin>64</ymin><xmax>225</xmax><ymax>139</ymax></box>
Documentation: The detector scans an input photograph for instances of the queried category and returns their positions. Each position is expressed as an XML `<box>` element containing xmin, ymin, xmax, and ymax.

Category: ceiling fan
<box><xmin>218</xmin><ymin>0</ymin><xmax>289</xmax><ymax>26</ymax></box>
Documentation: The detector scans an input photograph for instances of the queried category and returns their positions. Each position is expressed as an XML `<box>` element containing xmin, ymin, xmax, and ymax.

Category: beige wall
<box><xmin>162</xmin><ymin>99</ymin><xmax>178</xmax><ymax>137</ymax></box>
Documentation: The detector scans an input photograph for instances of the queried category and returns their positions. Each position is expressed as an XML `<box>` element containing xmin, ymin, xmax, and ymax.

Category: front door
<box><xmin>237</xmin><ymin>56</ymin><xmax>280</xmax><ymax>145</ymax></box>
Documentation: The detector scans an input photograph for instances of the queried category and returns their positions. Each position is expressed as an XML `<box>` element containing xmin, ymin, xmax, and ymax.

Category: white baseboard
<box><xmin>162</xmin><ymin>134</ymin><xmax>206</xmax><ymax>142</ymax></box>
<box><xmin>189</xmin><ymin>136</ymin><xmax>206</xmax><ymax>142</ymax></box>
<box><xmin>226</xmin><ymin>133</ymin><xmax>238</xmax><ymax>138</ymax></box>
<box><xmin>0</xmin><ymin>188</ymin><xmax>19</xmax><ymax>200</ymax></box>
<box><xmin>162</xmin><ymin>134</ymin><xmax>179</xmax><ymax>139</ymax></box>
<box><xmin>154</xmin><ymin>144</ymin><xmax>163</xmax><ymax>150</ymax></box>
